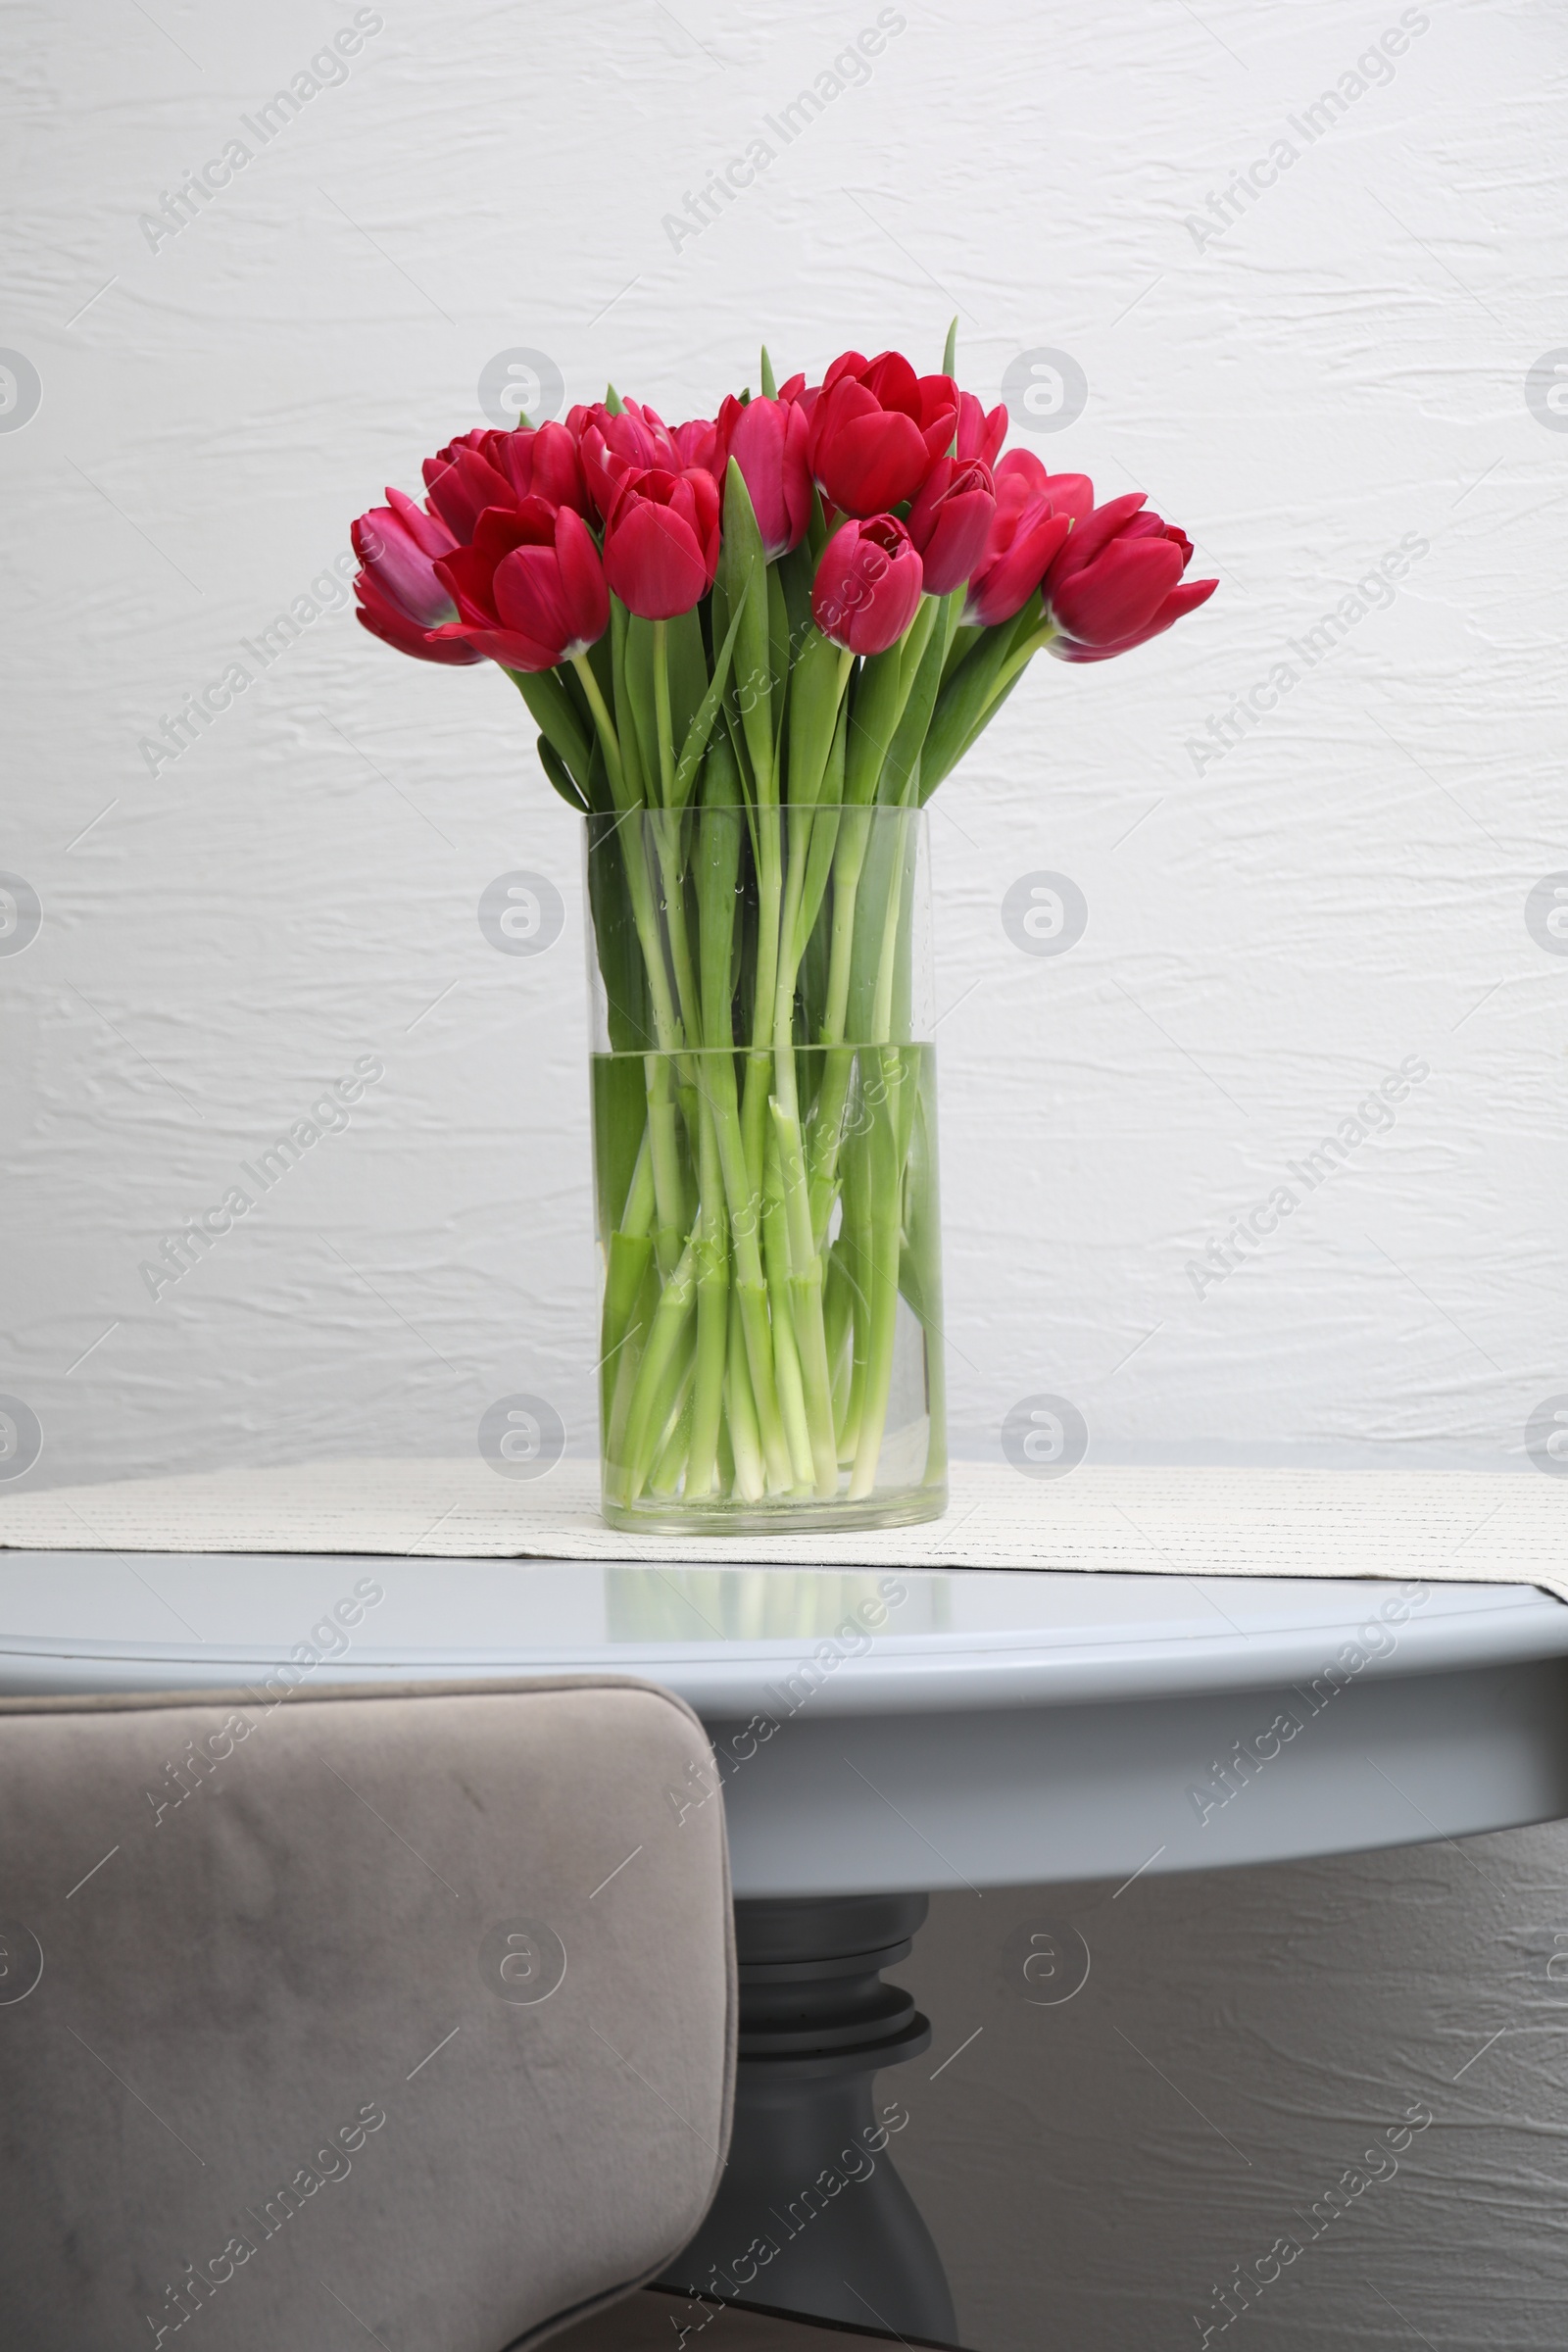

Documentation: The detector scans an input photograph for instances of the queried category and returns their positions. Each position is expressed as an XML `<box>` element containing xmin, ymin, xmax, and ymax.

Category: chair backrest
<box><xmin>0</xmin><ymin>1675</ymin><xmax>735</xmax><ymax>2351</ymax></box>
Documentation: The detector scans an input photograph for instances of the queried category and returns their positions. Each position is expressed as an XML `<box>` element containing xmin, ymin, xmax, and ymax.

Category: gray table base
<box><xmin>661</xmin><ymin>1895</ymin><xmax>956</xmax><ymax>2345</ymax></box>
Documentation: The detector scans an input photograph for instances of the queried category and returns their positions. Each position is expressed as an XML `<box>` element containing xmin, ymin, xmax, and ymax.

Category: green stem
<box><xmin>685</xmin><ymin>1095</ymin><xmax>729</xmax><ymax>1498</ymax></box>
<box><xmin>724</xmin><ymin>1280</ymin><xmax>766</xmax><ymax>1501</ymax></box>
<box><xmin>653</xmin><ymin>616</ymin><xmax>676</xmax><ymax>808</ymax></box>
<box><xmin>620</xmin><ymin>1234</ymin><xmax>699</xmax><ymax>1498</ymax></box>
<box><xmin>761</xmin><ymin>1121</ymin><xmax>815</xmax><ymax>1493</ymax></box>
<box><xmin>741</xmin><ymin>802</ymin><xmax>782</xmax><ymax>1199</ymax></box>
<box><xmin>848</xmin><ymin>1049</ymin><xmax>905</xmax><ymax>1499</ymax></box>
<box><xmin>990</xmin><ymin>620</ymin><xmax>1056</xmax><ymax>699</ymax></box>
<box><xmin>648</xmin><ymin>1354</ymin><xmax>696</xmax><ymax>1496</ymax></box>
<box><xmin>646</xmin><ymin>1052</ymin><xmax>687</xmax><ymax>1279</ymax></box>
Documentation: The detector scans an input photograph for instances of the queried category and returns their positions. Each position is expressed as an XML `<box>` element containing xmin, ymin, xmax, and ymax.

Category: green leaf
<box><xmin>671</xmin><ymin>586</ymin><xmax>749</xmax><ymax>808</ymax></box>
<box><xmin>922</xmin><ymin>672</ymin><xmax>1022</xmax><ymax>801</ymax></box>
<box><xmin>717</xmin><ymin>458</ymin><xmax>773</xmax><ymax>800</ymax></box>
<box><xmin>666</xmin><ymin>608</ymin><xmax>709</xmax><ymax>748</ymax></box>
<box><xmin>760</xmin><ymin>345</ymin><xmax>778</xmax><ymax>400</ymax></box>
<box><xmin>695</xmin><ymin>793</ymin><xmax>743</xmax><ymax>1047</ymax></box>
<box><xmin>942</xmin><ymin>318</ymin><xmax>957</xmax><ymax>375</ymax></box>
<box><xmin>604</xmin><ymin>383</ymin><xmax>625</xmax><ymax>415</ymax></box>
<box><xmin>535</xmin><ymin>732</ymin><xmax>589</xmax><ymax>812</ymax></box>
<box><xmin>881</xmin><ymin>592</ymin><xmax>961</xmax><ymax>805</ymax></box>
<box><xmin>624</xmin><ymin>612</ymin><xmax>662</xmax><ymax>798</ymax></box>
<box><xmin>587</xmin><ymin>814</ymin><xmax>656</xmax><ymax>1051</ymax></box>
<box><xmin>609</xmin><ymin>596</ymin><xmax>648</xmax><ymax>807</ymax></box>
<box><xmin>940</xmin><ymin>621</ymin><xmax>981</xmax><ymax>687</ymax></box>
<box><xmin>919</xmin><ymin>621</ymin><xmax>1021</xmax><ymax>795</ymax></box>
<box><xmin>775</xmin><ymin>537</ymin><xmax>816</xmax><ymax>662</ymax></box>
<box><xmin>843</xmin><ymin>645</ymin><xmax>905</xmax><ymax>806</ymax></box>
<box><xmin>786</xmin><ymin>626</ymin><xmax>850</xmax><ymax>807</ymax></box>
<box><xmin>509</xmin><ymin>667</ymin><xmax>593</xmax><ymax>785</ymax></box>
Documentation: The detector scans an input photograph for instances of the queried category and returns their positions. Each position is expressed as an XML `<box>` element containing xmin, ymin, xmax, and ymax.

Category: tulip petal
<box><xmin>605</xmin><ymin>499</ymin><xmax>710</xmax><ymax>619</ymax></box>
<box><xmin>553</xmin><ymin>506</ymin><xmax>611</xmax><ymax>647</ymax></box>
<box><xmin>356</xmin><ymin>592</ymin><xmax>482</xmax><ymax>665</ymax></box>
<box><xmin>422</xmin><ymin>443</ymin><xmax>514</xmax><ymax>539</ymax></box>
<box><xmin>1049</xmin><ymin>538</ymin><xmax>1185</xmax><ymax>646</ymax></box>
<box><xmin>815</xmin><ymin>408</ymin><xmax>930</xmax><ymax>514</ymax></box>
<box><xmin>1052</xmin><ymin>491</ymin><xmax>1149</xmax><ymax>584</ymax></box>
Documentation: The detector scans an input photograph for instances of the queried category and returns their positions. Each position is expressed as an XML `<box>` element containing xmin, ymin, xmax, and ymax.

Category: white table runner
<box><xmin>0</xmin><ymin>1459</ymin><xmax>1564</xmax><ymax>1601</ymax></box>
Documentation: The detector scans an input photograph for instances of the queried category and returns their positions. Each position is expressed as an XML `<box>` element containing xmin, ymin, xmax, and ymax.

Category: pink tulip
<box><xmin>1042</xmin><ymin>494</ymin><xmax>1216</xmax><ymax>662</ymax></box>
<box><xmin>352</xmin><ymin>488</ymin><xmax>481</xmax><ymax>665</ymax></box>
<box><xmin>715</xmin><ymin>393</ymin><xmax>812</xmax><ymax>559</ymax></box>
<box><xmin>811</xmin><ymin>514</ymin><xmax>924</xmax><ymax>655</ymax></box>
<box><xmin>432</xmin><ymin>500</ymin><xmax>609</xmax><ymax>672</ymax></box>
<box><xmin>602</xmin><ymin>466</ymin><xmax>722</xmax><ymax>619</ymax></box>
<box><xmin>956</xmin><ymin>392</ymin><xmax>1007</xmax><ymax>467</ymax></box>
<box><xmin>963</xmin><ymin>475</ymin><xmax>1073</xmax><ymax>628</ymax></box>
<box><xmin>420</xmin><ymin>433</ymin><xmax>515</xmax><ymax>542</ymax></box>
<box><xmin>576</xmin><ymin>399</ymin><xmax>684</xmax><ymax>518</ymax></box>
<box><xmin>994</xmin><ymin>449</ymin><xmax>1095</xmax><ymax>522</ymax></box>
<box><xmin>483</xmin><ymin>421</ymin><xmax>588</xmax><ymax>514</ymax></box>
<box><xmin>669</xmin><ymin>416</ymin><xmax>723</xmax><ymax>479</ymax></box>
<box><xmin>906</xmin><ymin>457</ymin><xmax>996</xmax><ymax>596</ymax></box>
<box><xmin>776</xmin><ymin>371</ymin><xmax>819</xmax><ymax>418</ymax></box>
<box><xmin>807</xmin><ymin>351</ymin><xmax>956</xmax><ymax>517</ymax></box>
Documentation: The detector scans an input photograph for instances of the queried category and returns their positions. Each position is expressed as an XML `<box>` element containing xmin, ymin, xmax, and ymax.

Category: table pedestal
<box><xmin>659</xmin><ymin>1893</ymin><xmax>956</xmax><ymax>2345</ymax></box>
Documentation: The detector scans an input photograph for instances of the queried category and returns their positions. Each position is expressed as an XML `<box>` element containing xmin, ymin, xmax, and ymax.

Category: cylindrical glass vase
<box><xmin>585</xmin><ymin>803</ymin><xmax>946</xmax><ymax>1536</ymax></box>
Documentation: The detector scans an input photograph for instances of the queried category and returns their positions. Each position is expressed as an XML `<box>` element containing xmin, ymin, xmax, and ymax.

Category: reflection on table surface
<box><xmin>0</xmin><ymin>1551</ymin><xmax>1554</xmax><ymax>1658</ymax></box>
<box><xmin>604</xmin><ymin>1567</ymin><xmax>951</xmax><ymax>1642</ymax></box>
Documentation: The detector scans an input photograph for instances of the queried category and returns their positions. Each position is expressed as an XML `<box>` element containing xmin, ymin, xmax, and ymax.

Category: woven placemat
<box><xmin>0</xmin><ymin>1458</ymin><xmax>1564</xmax><ymax>1600</ymax></box>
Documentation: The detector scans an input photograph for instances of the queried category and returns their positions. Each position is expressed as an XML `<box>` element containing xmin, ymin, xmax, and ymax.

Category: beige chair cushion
<box><xmin>0</xmin><ymin>1676</ymin><xmax>734</xmax><ymax>2351</ymax></box>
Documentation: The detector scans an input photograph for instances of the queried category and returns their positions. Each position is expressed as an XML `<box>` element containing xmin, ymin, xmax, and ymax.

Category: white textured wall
<box><xmin>4</xmin><ymin>0</ymin><xmax>1566</xmax><ymax>2342</ymax></box>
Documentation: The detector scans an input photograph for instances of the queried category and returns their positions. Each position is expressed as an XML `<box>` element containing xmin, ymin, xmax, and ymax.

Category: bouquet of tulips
<box><xmin>352</xmin><ymin>333</ymin><xmax>1214</xmax><ymax>1530</ymax></box>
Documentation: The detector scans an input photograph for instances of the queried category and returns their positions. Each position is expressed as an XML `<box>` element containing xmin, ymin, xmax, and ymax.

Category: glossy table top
<box><xmin>4</xmin><ymin>1554</ymin><xmax>1566</xmax><ymax>1893</ymax></box>
<box><xmin>1</xmin><ymin>1551</ymin><xmax>1564</xmax><ymax>1711</ymax></box>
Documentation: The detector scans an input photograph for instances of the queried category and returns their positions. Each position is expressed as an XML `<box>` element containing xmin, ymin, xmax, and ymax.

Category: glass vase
<box><xmin>585</xmin><ymin>803</ymin><xmax>946</xmax><ymax>1536</ymax></box>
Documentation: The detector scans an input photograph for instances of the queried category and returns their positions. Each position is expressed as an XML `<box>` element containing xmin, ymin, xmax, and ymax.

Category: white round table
<box><xmin>7</xmin><ymin>1550</ymin><xmax>1566</xmax><ymax>2343</ymax></box>
<box><xmin>4</xmin><ymin>1550</ymin><xmax>1566</xmax><ymax>1891</ymax></box>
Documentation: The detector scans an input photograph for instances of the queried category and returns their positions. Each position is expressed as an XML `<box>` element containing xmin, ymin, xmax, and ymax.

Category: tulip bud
<box><xmin>956</xmin><ymin>391</ymin><xmax>1006</xmax><ymax>467</ymax></box>
<box><xmin>352</xmin><ymin>488</ymin><xmax>482</xmax><ymax>665</ymax></box>
<box><xmin>602</xmin><ymin>466</ymin><xmax>722</xmax><ymax>619</ymax></box>
<box><xmin>486</xmin><ymin>419</ymin><xmax>589</xmax><ymax>515</ymax></box>
<box><xmin>963</xmin><ymin>486</ymin><xmax>1072</xmax><ymax>630</ymax></box>
<box><xmin>810</xmin><ymin>515</ymin><xmax>924</xmax><ymax>656</ymax></box>
<box><xmin>1042</xmin><ymin>494</ymin><xmax>1216</xmax><ymax>662</ymax></box>
<box><xmin>717</xmin><ymin>393</ymin><xmax>812</xmax><ymax>560</ymax></box>
<box><xmin>906</xmin><ymin>458</ymin><xmax>996</xmax><ymax>596</ymax></box>
<box><xmin>807</xmin><ymin>350</ymin><xmax>956</xmax><ymax>516</ymax></box>
<box><xmin>994</xmin><ymin>449</ymin><xmax>1094</xmax><ymax>522</ymax></box>
<box><xmin>433</xmin><ymin>503</ymin><xmax>609</xmax><ymax>671</ymax></box>
<box><xmin>578</xmin><ymin>398</ymin><xmax>684</xmax><ymax>518</ymax></box>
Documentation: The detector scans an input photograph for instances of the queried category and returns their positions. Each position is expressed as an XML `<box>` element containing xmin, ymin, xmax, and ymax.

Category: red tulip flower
<box><xmin>963</xmin><ymin>474</ymin><xmax>1073</xmax><ymax>629</ymax></box>
<box><xmin>432</xmin><ymin>499</ymin><xmax>609</xmax><ymax>672</ymax></box>
<box><xmin>993</xmin><ymin>448</ymin><xmax>1095</xmax><ymax>523</ymax></box>
<box><xmin>486</xmin><ymin>420</ymin><xmax>588</xmax><ymax>514</ymax></box>
<box><xmin>776</xmin><ymin>371</ymin><xmax>818</xmax><ymax>417</ymax></box>
<box><xmin>602</xmin><ymin>466</ymin><xmax>722</xmax><ymax>619</ymax></box>
<box><xmin>421</xmin><ymin>434</ymin><xmax>513</xmax><ymax>542</ymax></box>
<box><xmin>807</xmin><ymin>351</ymin><xmax>957</xmax><ymax>516</ymax></box>
<box><xmin>906</xmin><ymin>457</ymin><xmax>996</xmax><ymax>596</ymax></box>
<box><xmin>715</xmin><ymin>392</ymin><xmax>812</xmax><ymax>559</ymax></box>
<box><xmin>811</xmin><ymin>514</ymin><xmax>924</xmax><ymax>655</ymax></box>
<box><xmin>669</xmin><ymin>416</ymin><xmax>723</xmax><ymax>480</ymax></box>
<box><xmin>352</xmin><ymin>488</ymin><xmax>481</xmax><ymax>666</ymax></box>
<box><xmin>576</xmin><ymin>398</ymin><xmax>684</xmax><ymax>519</ymax></box>
<box><xmin>420</xmin><ymin>422</ymin><xmax>587</xmax><ymax>544</ymax></box>
<box><xmin>1042</xmin><ymin>493</ymin><xmax>1216</xmax><ymax>662</ymax></box>
<box><xmin>956</xmin><ymin>391</ymin><xmax>1006</xmax><ymax>468</ymax></box>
